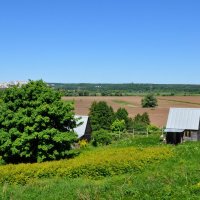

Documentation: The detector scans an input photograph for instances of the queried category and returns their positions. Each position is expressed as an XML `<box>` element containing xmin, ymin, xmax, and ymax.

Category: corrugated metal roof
<box><xmin>74</xmin><ymin>115</ymin><xmax>89</xmax><ymax>138</ymax></box>
<box><xmin>166</xmin><ymin>108</ymin><xmax>200</xmax><ymax>130</ymax></box>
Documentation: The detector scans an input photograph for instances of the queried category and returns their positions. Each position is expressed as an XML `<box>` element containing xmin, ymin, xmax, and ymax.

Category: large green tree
<box><xmin>89</xmin><ymin>101</ymin><xmax>114</xmax><ymax>131</ymax></box>
<box><xmin>0</xmin><ymin>80</ymin><xmax>77</xmax><ymax>163</ymax></box>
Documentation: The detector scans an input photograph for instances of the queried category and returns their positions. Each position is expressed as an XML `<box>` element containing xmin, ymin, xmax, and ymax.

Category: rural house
<box><xmin>165</xmin><ymin>108</ymin><xmax>200</xmax><ymax>144</ymax></box>
<box><xmin>74</xmin><ymin>115</ymin><xmax>92</xmax><ymax>141</ymax></box>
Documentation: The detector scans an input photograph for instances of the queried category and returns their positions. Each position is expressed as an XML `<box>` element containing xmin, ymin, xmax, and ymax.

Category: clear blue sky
<box><xmin>0</xmin><ymin>0</ymin><xmax>200</xmax><ymax>84</ymax></box>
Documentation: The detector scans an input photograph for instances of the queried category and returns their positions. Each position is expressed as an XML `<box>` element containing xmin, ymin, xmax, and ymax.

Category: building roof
<box><xmin>166</xmin><ymin>108</ymin><xmax>200</xmax><ymax>131</ymax></box>
<box><xmin>74</xmin><ymin>115</ymin><xmax>89</xmax><ymax>138</ymax></box>
<box><xmin>164</xmin><ymin>128</ymin><xmax>184</xmax><ymax>133</ymax></box>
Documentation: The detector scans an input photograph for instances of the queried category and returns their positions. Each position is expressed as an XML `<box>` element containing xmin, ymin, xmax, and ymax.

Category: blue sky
<box><xmin>0</xmin><ymin>0</ymin><xmax>200</xmax><ymax>83</ymax></box>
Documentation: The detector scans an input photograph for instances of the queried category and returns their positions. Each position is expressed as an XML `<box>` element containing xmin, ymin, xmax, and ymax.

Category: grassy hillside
<box><xmin>1</xmin><ymin>136</ymin><xmax>200</xmax><ymax>199</ymax></box>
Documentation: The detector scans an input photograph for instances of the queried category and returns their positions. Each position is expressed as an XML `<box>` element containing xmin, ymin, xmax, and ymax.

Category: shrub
<box><xmin>78</xmin><ymin>139</ymin><xmax>88</xmax><ymax>148</ymax></box>
<box><xmin>92</xmin><ymin>129</ymin><xmax>112</xmax><ymax>146</ymax></box>
<box><xmin>147</xmin><ymin>125</ymin><xmax>161</xmax><ymax>135</ymax></box>
<box><xmin>0</xmin><ymin>156</ymin><xmax>5</xmax><ymax>165</ymax></box>
<box><xmin>111</xmin><ymin>119</ymin><xmax>126</xmax><ymax>133</ymax></box>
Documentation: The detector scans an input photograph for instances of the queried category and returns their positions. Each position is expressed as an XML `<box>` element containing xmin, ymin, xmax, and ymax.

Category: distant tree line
<box><xmin>48</xmin><ymin>83</ymin><xmax>200</xmax><ymax>96</ymax></box>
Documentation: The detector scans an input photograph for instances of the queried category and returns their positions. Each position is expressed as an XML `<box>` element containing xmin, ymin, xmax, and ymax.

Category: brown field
<box><xmin>62</xmin><ymin>96</ymin><xmax>200</xmax><ymax>127</ymax></box>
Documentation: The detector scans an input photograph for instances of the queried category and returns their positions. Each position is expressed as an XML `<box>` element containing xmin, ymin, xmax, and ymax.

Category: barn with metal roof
<box><xmin>165</xmin><ymin>108</ymin><xmax>200</xmax><ymax>144</ymax></box>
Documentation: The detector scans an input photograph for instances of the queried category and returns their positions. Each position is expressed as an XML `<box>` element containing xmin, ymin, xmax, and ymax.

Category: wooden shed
<box><xmin>165</xmin><ymin>108</ymin><xmax>200</xmax><ymax>144</ymax></box>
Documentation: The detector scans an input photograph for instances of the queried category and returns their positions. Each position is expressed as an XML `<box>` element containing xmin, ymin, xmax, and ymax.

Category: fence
<box><xmin>126</xmin><ymin>127</ymin><xmax>164</xmax><ymax>137</ymax></box>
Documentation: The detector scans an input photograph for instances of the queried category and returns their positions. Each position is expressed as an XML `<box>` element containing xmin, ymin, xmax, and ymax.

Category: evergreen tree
<box><xmin>141</xmin><ymin>112</ymin><xmax>150</xmax><ymax>125</ymax></box>
<box><xmin>115</xmin><ymin>108</ymin><xmax>130</xmax><ymax>129</ymax></box>
<box><xmin>89</xmin><ymin>101</ymin><xmax>114</xmax><ymax>131</ymax></box>
<box><xmin>133</xmin><ymin>112</ymin><xmax>150</xmax><ymax>131</ymax></box>
<box><xmin>0</xmin><ymin>80</ymin><xmax>77</xmax><ymax>163</ymax></box>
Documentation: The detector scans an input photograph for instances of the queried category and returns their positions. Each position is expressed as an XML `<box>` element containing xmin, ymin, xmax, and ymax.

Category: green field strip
<box><xmin>158</xmin><ymin>98</ymin><xmax>200</xmax><ymax>106</ymax></box>
<box><xmin>112</xmin><ymin>100</ymin><xmax>137</xmax><ymax>107</ymax></box>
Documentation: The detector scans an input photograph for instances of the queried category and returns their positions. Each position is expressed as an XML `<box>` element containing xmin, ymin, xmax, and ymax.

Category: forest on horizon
<box><xmin>49</xmin><ymin>83</ymin><xmax>200</xmax><ymax>96</ymax></box>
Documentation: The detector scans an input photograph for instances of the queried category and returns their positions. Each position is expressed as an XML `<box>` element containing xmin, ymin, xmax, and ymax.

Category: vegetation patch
<box><xmin>0</xmin><ymin>145</ymin><xmax>172</xmax><ymax>185</ymax></box>
<box><xmin>112</xmin><ymin>100</ymin><xmax>137</xmax><ymax>107</ymax></box>
<box><xmin>158</xmin><ymin>98</ymin><xmax>200</xmax><ymax>106</ymax></box>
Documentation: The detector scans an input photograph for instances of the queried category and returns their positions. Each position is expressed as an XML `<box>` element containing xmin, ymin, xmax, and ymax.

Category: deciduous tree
<box><xmin>141</xmin><ymin>94</ymin><xmax>158</xmax><ymax>108</ymax></box>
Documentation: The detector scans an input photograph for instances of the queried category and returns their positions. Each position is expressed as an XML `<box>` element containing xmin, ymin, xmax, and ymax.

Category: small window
<box><xmin>185</xmin><ymin>130</ymin><xmax>191</xmax><ymax>137</ymax></box>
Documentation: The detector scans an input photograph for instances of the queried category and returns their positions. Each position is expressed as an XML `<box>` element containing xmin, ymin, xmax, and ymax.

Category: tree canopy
<box><xmin>89</xmin><ymin>101</ymin><xmax>114</xmax><ymax>131</ymax></box>
<box><xmin>0</xmin><ymin>80</ymin><xmax>77</xmax><ymax>163</ymax></box>
<box><xmin>133</xmin><ymin>112</ymin><xmax>150</xmax><ymax>131</ymax></box>
<box><xmin>115</xmin><ymin>108</ymin><xmax>131</xmax><ymax>129</ymax></box>
<box><xmin>141</xmin><ymin>94</ymin><xmax>158</xmax><ymax>108</ymax></box>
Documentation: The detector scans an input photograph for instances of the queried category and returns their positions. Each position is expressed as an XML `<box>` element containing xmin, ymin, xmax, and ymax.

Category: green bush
<box><xmin>92</xmin><ymin>129</ymin><xmax>112</xmax><ymax>146</ymax></box>
<box><xmin>147</xmin><ymin>124</ymin><xmax>161</xmax><ymax>134</ymax></box>
<box><xmin>111</xmin><ymin>119</ymin><xmax>126</xmax><ymax>133</ymax></box>
<box><xmin>0</xmin><ymin>156</ymin><xmax>5</xmax><ymax>165</ymax></box>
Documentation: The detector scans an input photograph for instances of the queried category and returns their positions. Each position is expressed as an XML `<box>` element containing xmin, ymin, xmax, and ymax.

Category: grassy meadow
<box><xmin>0</xmin><ymin>135</ymin><xmax>200</xmax><ymax>199</ymax></box>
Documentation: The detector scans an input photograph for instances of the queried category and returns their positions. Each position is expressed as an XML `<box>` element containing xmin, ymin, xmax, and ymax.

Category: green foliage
<box><xmin>115</xmin><ymin>107</ymin><xmax>131</xmax><ymax>129</ymax></box>
<box><xmin>111</xmin><ymin>135</ymin><xmax>162</xmax><ymax>148</ymax></box>
<box><xmin>89</xmin><ymin>101</ymin><xmax>114</xmax><ymax>131</ymax></box>
<box><xmin>141</xmin><ymin>94</ymin><xmax>158</xmax><ymax>108</ymax></box>
<box><xmin>78</xmin><ymin>139</ymin><xmax>88</xmax><ymax>148</ymax></box>
<box><xmin>0</xmin><ymin>90</ymin><xmax>4</xmax><ymax>99</ymax></box>
<box><xmin>0</xmin><ymin>156</ymin><xmax>5</xmax><ymax>165</ymax></box>
<box><xmin>0</xmin><ymin>145</ymin><xmax>172</xmax><ymax>185</ymax></box>
<box><xmin>0</xmin><ymin>80</ymin><xmax>77</xmax><ymax>163</ymax></box>
<box><xmin>147</xmin><ymin>124</ymin><xmax>161</xmax><ymax>134</ymax></box>
<box><xmin>141</xmin><ymin>112</ymin><xmax>150</xmax><ymax>125</ymax></box>
<box><xmin>111</xmin><ymin>119</ymin><xmax>126</xmax><ymax>133</ymax></box>
<box><xmin>92</xmin><ymin>129</ymin><xmax>112</xmax><ymax>146</ymax></box>
<box><xmin>115</xmin><ymin>108</ymin><xmax>128</xmax><ymax>121</ymax></box>
<box><xmin>133</xmin><ymin>112</ymin><xmax>150</xmax><ymax>132</ymax></box>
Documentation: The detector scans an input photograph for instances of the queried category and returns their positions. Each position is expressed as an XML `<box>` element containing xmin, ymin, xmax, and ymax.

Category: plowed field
<box><xmin>62</xmin><ymin>96</ymin><xmax>200</xmax><ymax>127</ymax></box>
